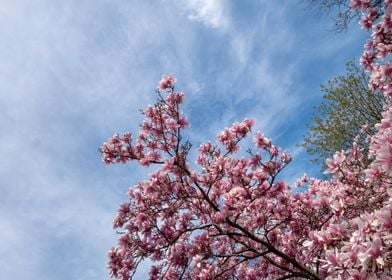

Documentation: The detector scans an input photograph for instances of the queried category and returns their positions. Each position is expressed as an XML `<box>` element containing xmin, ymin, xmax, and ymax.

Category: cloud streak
<box><xmin>175</xmin><ymin>0</ymin><xmax>229</xmax><ymax>29</ymax></box>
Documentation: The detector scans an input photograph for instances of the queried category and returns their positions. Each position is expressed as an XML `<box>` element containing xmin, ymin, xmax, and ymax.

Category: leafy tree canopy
<box><xmin>302</xmin><ymin>60</ymin><xmax>384</xmax><ymax>170</ymax></box>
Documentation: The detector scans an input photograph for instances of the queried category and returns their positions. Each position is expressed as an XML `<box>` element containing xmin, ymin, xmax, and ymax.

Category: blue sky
<box><xmin>0</xmin><ymin>1</ymin><xmax>368</xmax><ymax>279</ymax></box>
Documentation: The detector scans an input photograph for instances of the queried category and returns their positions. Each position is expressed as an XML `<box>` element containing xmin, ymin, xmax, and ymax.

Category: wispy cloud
<box><xmin>174</xmin><ymin>0</ymin><xmax>229</xmax><ymax>28</ymax></box>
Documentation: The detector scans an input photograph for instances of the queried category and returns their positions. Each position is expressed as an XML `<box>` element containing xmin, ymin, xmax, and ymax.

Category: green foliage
<box><xmin>302</xmin><ymin>60</ymin><xmax>384</xmax><ymax>169</ymax></box>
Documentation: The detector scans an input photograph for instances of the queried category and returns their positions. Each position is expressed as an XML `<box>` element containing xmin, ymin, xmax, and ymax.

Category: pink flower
<box><xmin>253</xmin><ymin>132</ymin><xmax>271</xmax><ymax>148</ymax></box>
<box><xmin>158</xmin><ymin>74</ymin><xmax>176</xmax><ymax>91</ymax></box>
<box><xmin>360</xmin><ymin>51</ymin><xmax>374</xmax><ymax>71</ymax></box>
<box><xmin>325</xmin><ymin>151</ymin><xmax>346</xmax><ymax>174</ymax></box>
<box><xmin>227</xmin><ymin>186</ymin><xmax>247</xmax><ymax>199</ymax></box>
<box><xmin>325</xmin><ymin>251</ymin><xmax>339</xmax><ymax>267</ymax></box>
<box><xmin>295</xmin><ymin>173</ymin><xmax>308</xmax><ymax>187</ymax></box>
<box><xmin>280</xmin><ymin>153</ymin><xmax>291</xmax><ymax>163</ymax></box>
<box><xmin>373</xmin><ymin>143</ymin><xmax>392</xmax><ymax>175</ymax></box>
<box><xmin>357</xmin><ymin>237</ymin><xmax>383</xmax><ymax>266</ymax></box>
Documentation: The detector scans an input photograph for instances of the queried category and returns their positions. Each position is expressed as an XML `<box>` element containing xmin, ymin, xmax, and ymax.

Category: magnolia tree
<box><xmin>101</xmin><ymin>1</ymin><xmax>391</xmax><ymax>279</ymax></box>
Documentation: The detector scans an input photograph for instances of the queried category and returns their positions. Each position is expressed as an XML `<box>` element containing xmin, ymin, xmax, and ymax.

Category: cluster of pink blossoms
<box><xmin>355</xmin><ymin>0</ymin><xmax>392</xmax><ymax>100</ymax></box>
<box><xmin>102</xmin><ymin>75</ymin><xmax>391</xmax><ymax>280</ymax></box>
<box><xmin>101</xmin><ymin>83</ymin><xmax>188</xmax><ymax>167</ymax></box>
<box><xmin>102</xmin><ymin>1</ymin><xmax>391</xmax><ymax>279</ymax></box>
<box><xmin>368</xmin><ymin>107</ymin><xmax>392</xmax><ymax>177</ymax></box>
<box><xmin>315</xmin><ymin>1</ymin><xmax>392</xmax><ymax>278</ymax></box>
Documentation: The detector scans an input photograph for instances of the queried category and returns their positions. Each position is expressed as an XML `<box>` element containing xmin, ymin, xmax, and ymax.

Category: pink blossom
<box><xmin>253</xmin><ymin>131</ymin><xmax>271</xmax><ymax>148</ymax></box>
<box><xmin>325</xmin><ymin>151</ymin><xmax>346</xmax><ymax>174</ymax></box>
<box><xmin>360</xmin><ymin>51</ymin><xmax>374</xmax><ymax>71</ymax></box>
<box><xmin>295</xmin><ymin>173</ymin><xmax>308</xmax><ymax>187</ymax></box>
<box><xmin>157</xmin><ymin>74</ymin><xmax>175</xmax><ymax>91</ymax></box>
<box><xmin>373</xmin><ymin>143</ymin><xmax>392</xmax><ymax>175</ymax></box>
<box><xmin>357</xmin><ymin>237</ymin><xmax>383</xmax><ymax>265</ymax></box>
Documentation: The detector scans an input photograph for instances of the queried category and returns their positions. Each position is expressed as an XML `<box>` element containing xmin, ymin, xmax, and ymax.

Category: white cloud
<box><xmin>175</xmin><ymin>0</ymin><xmax>229</xmax><ymax>28</ymax></box>
<box><xmin>230</xmin><ymin>35</ymin><xmax>251</xmax><ymax>65</ymax></box>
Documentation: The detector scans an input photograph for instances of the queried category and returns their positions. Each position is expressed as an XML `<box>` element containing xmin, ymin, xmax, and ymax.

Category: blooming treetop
<box><xmin>101</xmin><ymin>1</ymin><xmax>391</xmax><ymax>279</ymax></box>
